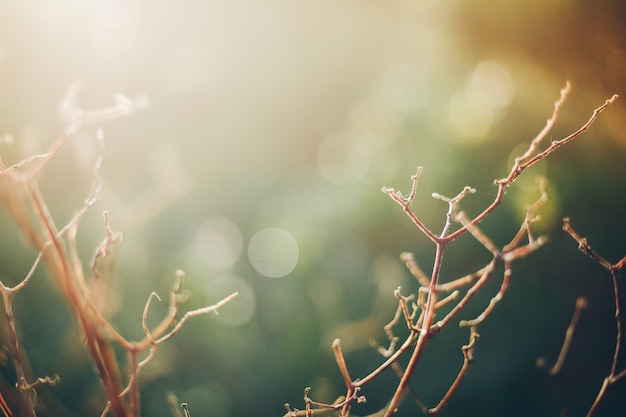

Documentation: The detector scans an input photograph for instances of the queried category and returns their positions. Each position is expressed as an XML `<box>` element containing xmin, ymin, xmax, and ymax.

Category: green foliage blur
<box><xmin>1</xmin><ymin>1</ymin><xmax>625</xmax><ymax>416</ymax></box>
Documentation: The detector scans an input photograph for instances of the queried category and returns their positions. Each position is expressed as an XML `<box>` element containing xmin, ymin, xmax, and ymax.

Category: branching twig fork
<box><xmin>562</xmin><ymin>219</ymin><xmax>625</xmax><ymax>417</ymax></box>
<box><xmin>296</xmin><ymin>84</ymin><xmax>618</xmax><ymax>417</ymax></box>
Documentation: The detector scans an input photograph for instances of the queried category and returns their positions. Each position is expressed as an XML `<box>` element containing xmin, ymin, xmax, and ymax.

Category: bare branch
<box><xmin>332</xmin><ymin>339</ymin><xmax>354</xmax><ymax>389</ymax></box>
<box><xmin>428</xmin><ymin>327</ymin><xmax>479</xmax><ymax>415</ymax></box>
<box><xmin>400</xmin><ymin>252</ymin><xmax>430</xmax><ymax>286</ymax></box>
<box><xmin>561</xmin><ymin>219</ymin><xmax>624</xmax><ymax>417</ymax></box>
<box><xmin>562</xmin><ymin>218</ymin><xmax>614</xmax><ymax>270</ymax></box>
<box><xmin>460</xmin><ymin>268</ymin><xmax>511</xmax><ymax>328</ymax></box>
<box><xmin>432</xmin><ymin>186</ymin><xmax>475</xmax><ymax>238</ymax></box>
<box><xmin>382</xmin><ymin>167</ymin><xmax>438</xmax><ymax>242</ymax></box>
<box><xmin>182</xmin><ymin>402</ymin><xmax>191</xmax><ymax>417</ymax></box>
<box><xmin>430</xmin><ymin>258</ymin><xmax>498</xmax><ymax>337</ymax></box>
<box><xmin>154</xmin><ymin>290</ymin><xmax>239</xmax><ymax>345</ymax></box>
<box><xmin>549</xmin><ymin>296</ymin><xmax>588</xmax><ymax>376</ymax></box>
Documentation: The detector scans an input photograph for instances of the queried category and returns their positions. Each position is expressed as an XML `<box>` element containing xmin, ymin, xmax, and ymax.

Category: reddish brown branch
<box><xmin>0</xmin><ymin>392</ymin><xmax>14</xmax><ymax>417</ymax></box>
<box><xmin>562</xmin><ymin>218</ymin><xmax>624</xmax><ymax>417</ymax></box>
<box><xmin>382</xmin><ymin>167</ymin><xmax>438</xmax><ymax>242</ymax></box>
<box><xmin>0</xmin><ymin>87</ymin><xmax>239</xmax><ymax>417</ymax></box>
<box><xmin>428</xmin><ymin>327</ymin><xmax>479</xmax><ymax>415</ymax></box>
<box><xmin>562</xmin><ymin>218</ymin><xmax>614</xmax><ymax>270</ymax></box>
<box><xmin>288</xmin><ymin>84</ymin><xmax>618</xmax><ymax>417</ymax></box>
<box><xmin>0</xmin><ymin>283</ymin><xmax>36</xmax><ymax>417</ymax></box>
<box><xmin>549</xmin><ymin>296</ymin><xmax>588</xmax><ymax>376</ymax></box>
<box><xmin>400</xmin><ymin>252</ymin><xmax>430</xmax><ymax>286</ymax></box>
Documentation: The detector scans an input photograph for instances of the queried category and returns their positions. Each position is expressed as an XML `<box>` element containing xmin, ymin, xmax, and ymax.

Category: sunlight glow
<box><xmin>89</xmin><ymin>0</ymin><xmax>139</xmax><ymax>58</ymax></box>
<box><xmin>193</xmin><ymin>217</ymin><xmax>243</xmax><ymax>271</ymax></box>
<box><xmin>449</xmin><ymin>60</ymin><xmax>516</xmax><ymax>140</ymax></box>
<box><xmin>317</xmin><ymin>133</ymin><xmax>371</xmax><ymax>185</ymax></box>
<box><xmin>381</xmin><ymin>64</ymin><xmax>428</xmax><ymax>114</ymax></box>
<box><xmin>448</xmin><ymin>89</ymin><xmax>495</xmax><ymax>138</ymax></box>
<box><xmin>470</xmin><ymin>60</ymin><xmax>515</xmax><ymax>109</ymax></box>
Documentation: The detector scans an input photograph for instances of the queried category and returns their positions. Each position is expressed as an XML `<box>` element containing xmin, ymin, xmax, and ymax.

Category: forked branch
<box><xmin>0</xmin><ymin>86</ymin><xmax>238</xmax><ymax>417</ymax></box>
<box><xmin>288</xmin><ymin>84</ymin><xmax>618</xmax><ymax>417</ymax></box>
<box><xmin>562</xmin><ymin>219</ymin><xmax>625</xmax><ymax>417</ymax></box>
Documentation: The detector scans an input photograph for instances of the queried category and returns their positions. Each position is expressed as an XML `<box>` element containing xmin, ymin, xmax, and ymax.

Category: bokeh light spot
<box><xmin>449</xmin><ymin>60</ymin><xmax>516</xmax><ymax>141</ymax></box>
<box><xmin>248</xmin><ymin>227</ymin><xmax>299</xmax><ymax>278</ymax></box>
<box><xmin>448</xmin><ymin>89</ymin><xmax>494</xmax><ymax>138</ymax></box>
<box><xmin>470</xmin><ymin>60</ymin><xmax>515</xmax><ymax>109</ymax></box>
<box><xmin>192</xmin><ymin>217</ymin><xmax>243</xmax><ymax>271</ymax></box>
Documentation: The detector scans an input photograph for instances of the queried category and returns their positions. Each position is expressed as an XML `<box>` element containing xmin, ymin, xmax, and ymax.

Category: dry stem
<box><xmin>549</xmin><ymin>296</ymin><xmax>588</xmax><ymax>376</ymax></box>
<box><xmin>293</xmin><ymin>83</ymin><xmax>618</xmax><ymax>417</ymax></box>
<box><xmin>0</xmin><ymin>86</ymin><xmax>237</xmax><ymax>416</ymax></box>
<box><xmin>562</xmin><ymin>218</ymin><xmax>625</xmax><ymax>417</ymax></box>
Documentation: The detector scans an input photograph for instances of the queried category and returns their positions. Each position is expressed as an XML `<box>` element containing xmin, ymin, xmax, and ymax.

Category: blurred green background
<box><xmin>1</xmin><ymin>1</ymin><xmax>626</xmax><ymax>416</ymax></box>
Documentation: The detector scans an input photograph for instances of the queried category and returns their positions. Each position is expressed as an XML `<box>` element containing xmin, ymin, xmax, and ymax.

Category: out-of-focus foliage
<box><xmin>0</xmin><ymin>1</ymin><xmax>625</xmax><ymax>416</ymax></box>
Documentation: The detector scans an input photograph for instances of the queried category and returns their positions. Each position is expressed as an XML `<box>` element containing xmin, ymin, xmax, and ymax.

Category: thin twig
<box><xmin>562</xmin><ymin>218</ymin><xmax>624</xmax><ymax>417</ymax></box>
<box><xmin>428</xmin><ymin>327</ymin><xmax>479</xmax><ymax>415</ymax></box>
<box><xmin>0</xmin><ymin>86</ymin><xmax>245</xmax><ymax>417</ymax></box>
<box><xmin>460</xmin><ymin>267</ymin><xmax>512</xmax><ymax>328</ymax></box>
<box><xmin>382</xmin><ymin>167</ymin><xmax>438</xmax><ymax>242</ymax></box>
<box><xmin>549</xmin><ymin>296</ymin><xmax>588</xmax><ymax>376</ymax></box>
<box><xmin>429</xmin><ymin>258</ymin><xmax>497</xmax><ymax>337</ymax></box>
<box><xmin>290</xmin><ymin>84</ymin><xmax>618</xmax><ymax>417</ymax></box>
<box><xmin>0</xmin><ymin>284</ymin><xmax>36</xmax><ymax>417</ymax></box>
<box><xmin>181</xmin><ymin>402</ymin><xmax>191</xmax><ymax>417</ymax></box>
<box><xmin>369</xmin><ymin>339</ymin><xmax>428</xmax><ymax>413</ymax></box>
<box><xmin>562</xmin><ymin>218</ymin><xmax>613</xmax><ymax>270</ymax></box>
<box><xmin>432</xmin><ymin>186</ymin><xmax>475</xmax><ymax>238</ymax></box>
<box><xmin>400</xmin><ymin>252</ymin><xmax>430</xmax><ymax>286</ymax></box>
<box><xmin>0</xmin><ymin>393</ymin><xmax>14</xmax><ymax>417</ymax></box>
